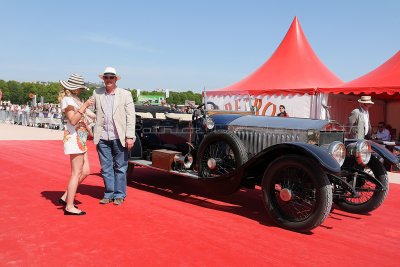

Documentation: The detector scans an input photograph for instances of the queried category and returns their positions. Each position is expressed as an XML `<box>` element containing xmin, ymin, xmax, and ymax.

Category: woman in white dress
<box><xmin>58</xmin><ymin>74</ymin><xmax>95</xmax><ymax>215</ymax></box>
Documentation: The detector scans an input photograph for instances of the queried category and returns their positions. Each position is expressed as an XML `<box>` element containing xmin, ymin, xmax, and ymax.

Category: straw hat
<box><xmin>99</xmin><ymin>66</ymin><xmax>121</xmax><ymax>80</ymax></box>
<box><xmin>358</xmin><ymin>95</ymin><xmax>374</xmax><ymax>104</ymax></box>
<box><xmin>59</xmin><ymin>74</ymin><xmax>88</xmax><ymax>90</ymax></box>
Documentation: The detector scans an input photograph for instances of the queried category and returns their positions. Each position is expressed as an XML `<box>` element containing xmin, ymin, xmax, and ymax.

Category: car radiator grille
<box><xmin>233</xmin><ymin>128</ymin><xmax>307</xmax><ymax>156</ymax></box>
<box><xmin>318</xmin><ymin>131</ymin><xmax>345</xmax><ymax>146</ymax></box>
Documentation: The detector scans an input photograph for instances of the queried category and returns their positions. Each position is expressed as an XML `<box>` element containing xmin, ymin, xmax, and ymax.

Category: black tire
<box><xmin>197</xmin><ymin>131</ymin><xmax>248</xmax><ymax>178</ymax></box>
<box><xmin>262</xmin><ymin>155</ymin><xmax>333</xmax><ymax>232</ymax></box>
<box><xmin>334</xmin><ymin>156</ymin><xmax>389</xmax><ymax>214</ymax></box>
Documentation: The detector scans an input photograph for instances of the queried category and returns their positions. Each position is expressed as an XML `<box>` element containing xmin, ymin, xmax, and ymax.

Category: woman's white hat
<box><xmin>99</xmin><ymin>66</ymin><xmax>121</xmax><ymax>80</ymax></box>
<box><xmin>59</xmin><ymin>74</ymin><xmax>88</xmax><ymax>90</ymax></box>
<box><xmin>358</xmin><ymin>95</ymin><xmax>374</xmax><ymax>104</ymax></box>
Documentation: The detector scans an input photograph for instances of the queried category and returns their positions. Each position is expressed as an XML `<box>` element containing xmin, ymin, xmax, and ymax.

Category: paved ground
<box><xmin>0</xmin><ymin>123</ymin><xmax>63</xmax><ymax>140</ymax></box>
<box><xmin>1</xmin><ymin>122</ymin><xmax>399</xmax><ymax>183</ymax></box>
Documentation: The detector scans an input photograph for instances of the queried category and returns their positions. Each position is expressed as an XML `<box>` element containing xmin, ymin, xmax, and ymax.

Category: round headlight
<box><xmin>205</xmin><ymin>117</ymin><xmax>215</xmax><ymax>130</ymax></box>
<box><xmin>357</xmin><ymin>140</ymin><xmax>371</xmax><ymax>165</ymax></box>
<box><xmin>347</xmin><ymin>140</ymin><xmax>371</xmax><ymax>166</ymax></box>
<box><xmin>327</xmin><ymin>141</ymin><xmax>346</xmax><ymax>166</ymax></box>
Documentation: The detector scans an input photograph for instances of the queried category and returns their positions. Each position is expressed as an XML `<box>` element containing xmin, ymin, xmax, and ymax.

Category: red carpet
<box><xmin>1</xmin><ymin>140</ymin><xmax>400</xmax><ymax>266</ymax></box>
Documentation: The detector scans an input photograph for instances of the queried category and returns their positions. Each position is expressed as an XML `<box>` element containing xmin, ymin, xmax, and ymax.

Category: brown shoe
<box><xmin>99</xmin><ymin>198</ymin><xmax>112</xmax><ymax>204</ymax></box>
<box><xmin>113</xmin><ymin>198</ymin><xmax>124</xmax><ymax>205</ymax></box>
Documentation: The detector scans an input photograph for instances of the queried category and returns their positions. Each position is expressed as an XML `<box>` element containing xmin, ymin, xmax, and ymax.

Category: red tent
<box><xmin>208</xmin><ymin>17</ymin><xmax>343</xmax><ymax>96</ymax></box>
<box><xmin>319</xmin><ymin>51</ymin><xmax>400</xmax><ymax>100</ymax></box>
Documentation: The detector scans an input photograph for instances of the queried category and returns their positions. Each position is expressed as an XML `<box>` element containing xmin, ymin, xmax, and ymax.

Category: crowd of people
<box><xmin>159</xmin><ymin>99</ymin><xmax>196</xmax><ymax>114</ymax></box>
<box><xmin>0</xmin><ymin>103</ymin><xmax>63</xmax><ymax>128</ymax></box>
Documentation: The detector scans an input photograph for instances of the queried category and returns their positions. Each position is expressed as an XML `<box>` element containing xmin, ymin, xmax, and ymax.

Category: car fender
<box><xmin>243</xmin><ymin>142</ymin><xmax>341</xmax><ymax>174</ymax></box>
<box><xmin>370</xmin><ymin>141</ymin><xmax>399</xmax><ymax>165</ymax></box>
<box><xmin>200</xmin><ymin>142</ymin><xmax>340</xmax><ymax>195</ymax></box>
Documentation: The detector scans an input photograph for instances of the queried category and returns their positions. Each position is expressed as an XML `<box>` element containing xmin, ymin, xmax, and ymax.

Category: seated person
<box><xmin>393</xmin><ymin>146</ymin><xmax>400</xmax><ymax>157</ymax></box>
<box><xmin>168</xmin><ymin>103</ymin><xmax>182</xmax><ymax>113</ymax></box>
<box><xmin>276</xmin><ymin>105</ymin><xmax>289</xmax><ymax>117</ymax></box>
<box><xmin>375</xmin><ymin>122</ymin><xmax>391</xmax><ymax>141</ymax></box>
<box><xmin>392</xmin><ymin>146</ymin><xmax>400</xmax><ymax>172</ymax></box>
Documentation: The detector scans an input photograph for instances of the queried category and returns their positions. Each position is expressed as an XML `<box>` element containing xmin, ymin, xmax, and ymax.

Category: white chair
<box><xmin>136</xmin><ymin>112</ymin><xmax>154</xmax><ymax>119</ymax></box>
<box><xmin>155</xmin><ymin>113</ymin><xmax>166</xmax><ymax>119</ymax></box>
<box><xmin>165</xmin><ymin>113</ymin><xmax>192</xmax><ymax>121</ymax></box>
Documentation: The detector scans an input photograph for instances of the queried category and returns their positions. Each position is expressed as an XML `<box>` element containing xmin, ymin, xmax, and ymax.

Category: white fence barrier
<box><xmin>0</xmin><ymin>110</ymin><xmax>63</xmax><ymax>130</ymax></box>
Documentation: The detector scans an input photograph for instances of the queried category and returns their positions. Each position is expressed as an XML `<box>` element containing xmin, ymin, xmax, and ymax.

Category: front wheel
<box><xmin>262</xmin><ymin>155</ymin><xmax>333</xmax><ymax>232</ymax></box>
<box><xmin>197</xmin><ymin>131</ymin><xmax>248</xmax><ymax>178</ymax></box>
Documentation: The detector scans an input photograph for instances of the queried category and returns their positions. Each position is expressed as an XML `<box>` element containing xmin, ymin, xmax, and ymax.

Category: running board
<box><xmin>129</xmin><ymin>159</ymin><xmax>243</xmax><ymax>195</ymax></box>
<box><xmin>128</xmin><ymin>159</ymin><xmax>200</xmax><ymax>179</ymax></box>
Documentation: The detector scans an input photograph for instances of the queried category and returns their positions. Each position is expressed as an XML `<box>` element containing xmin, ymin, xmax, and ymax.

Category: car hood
<box><xmin>211</xmin><ymin>114</ymin><xmax>340</xmax><ymax>131</ymax></box>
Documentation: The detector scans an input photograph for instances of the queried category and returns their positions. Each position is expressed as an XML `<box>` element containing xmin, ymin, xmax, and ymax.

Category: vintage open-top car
<box><xmin>128</xmin><ymin>103</ymin><xmax>399</xmax><ymax>232</ymax></box>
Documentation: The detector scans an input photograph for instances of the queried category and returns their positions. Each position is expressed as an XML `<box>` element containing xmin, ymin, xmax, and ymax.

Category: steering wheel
<box><xmin>192</xmin><ymin>101</ymin><xmax>219</xmax><ymax>120</ymax></box>
<box><xmin>196</xmin><ymin>103</ymin><xmax>205</xmax><ymax>109</ymax></box>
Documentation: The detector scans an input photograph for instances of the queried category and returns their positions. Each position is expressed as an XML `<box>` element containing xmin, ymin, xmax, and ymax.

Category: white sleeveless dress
<box><xmin>61</xmin><ymin>96</ymin><xmax>89</xmax><ymax>155</ymax></box>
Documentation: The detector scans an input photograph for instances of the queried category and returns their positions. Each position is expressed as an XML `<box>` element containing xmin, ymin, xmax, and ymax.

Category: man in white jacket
<box><xmin>349</xmin><ymin>96</ymin><xmax>374</xmax><ymax>139</ymax></box>
<box><xmin>92</xmin><ymin>67</ymin><xmax>136</xmax><ymax>205</ymax></box>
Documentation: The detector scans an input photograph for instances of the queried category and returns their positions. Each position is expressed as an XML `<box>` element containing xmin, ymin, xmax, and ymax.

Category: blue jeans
<box><xmin>97</xmin><ymin>139</ymin><xmax>128</xmax><ymax>199</ymax></box>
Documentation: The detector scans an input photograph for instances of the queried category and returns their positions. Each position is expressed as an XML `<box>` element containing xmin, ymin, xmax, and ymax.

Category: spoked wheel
<box><xmin>334</xmin><ymin>156</ymin><xmax>389</xmax><ymax>214</ymax></box>
<box><xmin>262</xmin><ymin>155</ymin><xmax>332</xmax><ymax>232</ymax></box>
<box><xmin>197</xmin><ymin>131</ymin><xmax>247</xmax><ymax>178</ymax></box>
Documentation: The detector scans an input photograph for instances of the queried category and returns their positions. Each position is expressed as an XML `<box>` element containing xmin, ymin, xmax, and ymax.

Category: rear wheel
<box><xmin>262</xmin><ymin>155</ymin><xmax>332</xmax><ymax>232</ymax></box>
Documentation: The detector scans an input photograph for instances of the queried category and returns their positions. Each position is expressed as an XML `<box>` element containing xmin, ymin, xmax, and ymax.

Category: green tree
<box><xmin>166</xmin><ymin>91</ymin><xmax>202</xmax><ymax>105</ymax></box>
<box><xmin>79</xmin><ymin>85</ymin><xmax>95</xmax><ymax>101</ymax></box>
<box><xmin>0</xmin><ymin>80</ymin><xmax>10</xmax><ymax>101</ymax></box>
<box><xmin>0</xmin><ymin>79</ymin><xmax>203</xmax><ymax>106</ymax></box>
<box><xmin>7</xmin><ymin>81</ymin><xmax>22</xmax><ymax>104</ymax></box>
<box><xmin>130</xmin><ymin>89</ymin><xmax>138</xmax><ymax>102</ymax></box>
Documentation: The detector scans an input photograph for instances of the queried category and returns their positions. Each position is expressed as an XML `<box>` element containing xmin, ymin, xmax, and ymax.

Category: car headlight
<box><xmin>346</xmin><ymin>140</ymin><xmax>371</xmax><ymax>166</ymax></box>
<box><xmin>327</xmin><ymin>141</ymin><xmax>346</xmax><ymax>166</ymax></box>
<box><xmin>205</xmin><ymin>117</ymin><xmax>215</xmax><ymax>130</ymax></box>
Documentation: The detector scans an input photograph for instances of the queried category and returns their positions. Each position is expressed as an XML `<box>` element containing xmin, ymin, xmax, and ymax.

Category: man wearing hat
<box><xmin>348</xmin><ymin>95</ymin><xmax>374</xmax><ymax>139</ymax></box>
<box><xmin>92</xmin><ymin>67</ymin><xmax>136</xmax><ymax>205</ymax></box>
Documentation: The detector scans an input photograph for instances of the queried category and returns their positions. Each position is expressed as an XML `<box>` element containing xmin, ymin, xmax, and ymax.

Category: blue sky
<box><xmin>0</xmin><ymin>0</ymin><xmax>399</xmax><ymax>91</ymax></box>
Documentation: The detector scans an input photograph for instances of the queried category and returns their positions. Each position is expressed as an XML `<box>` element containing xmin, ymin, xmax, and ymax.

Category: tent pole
<box><xmin>203</xmin><ymin>87</ymin><xmax>207</xmax><ymax>114</ymax></box>
<box><xmin>310</xmin><ymin>93</ymin><xmax>316</xmax><ymax>119</ymax></box>
<box><xmin>384</xmin><ymin>99</ymin><xmax>387</xmax><ymax>125</ymax></box>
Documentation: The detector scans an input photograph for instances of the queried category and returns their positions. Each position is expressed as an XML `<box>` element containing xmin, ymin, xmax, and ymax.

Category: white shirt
<box><xmin>100</xmin><ymin>90</ymin><xmax>119</xmax><ymax>141</ymax></box>
<box><xmin>362</xmin><ymin>110</ymin><xmax>369</xmax><ymax>135</ymax></box>
<box><xmin>376</xmin><ymin>128</ymin><xmax>391</xmax><ymax>141</ymax></box>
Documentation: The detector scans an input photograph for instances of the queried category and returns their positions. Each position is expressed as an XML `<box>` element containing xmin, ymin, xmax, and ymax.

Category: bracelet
<box><xmin>77</xmin><ymin>110</ymin><xmax>84</xmax><ymax>115</ymax></box>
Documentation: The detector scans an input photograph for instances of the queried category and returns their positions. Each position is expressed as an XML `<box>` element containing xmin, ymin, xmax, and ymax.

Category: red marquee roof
<box><xmin>209</xmin><ymin>17</ymin><xmax>343</xmax><ymax>96</ymax></box>
<box><xmin>319</xmin><ymin>51</ymin><xmax>400</xmax><ymax>100</ymax></box>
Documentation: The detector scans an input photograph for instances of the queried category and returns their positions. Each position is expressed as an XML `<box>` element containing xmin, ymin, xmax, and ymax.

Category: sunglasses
<box><xmin>103</xmin><ymin>76</ymin><xmax>116</xmax><ymax>80</ymax></box>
